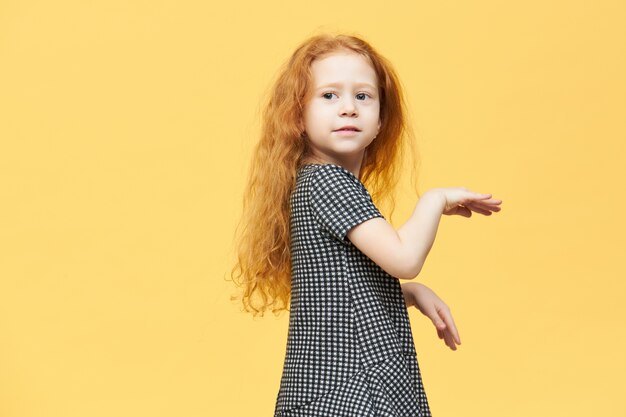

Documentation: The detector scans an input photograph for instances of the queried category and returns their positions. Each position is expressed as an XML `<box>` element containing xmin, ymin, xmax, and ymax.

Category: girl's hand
<box><xmin>403</xmin><ymin>282</ymin><xmax>461</xmax><ymax>351</ymax></box>
<box><xmin>432</xmin><ymin>187</ymin><xmax>502</xmax><ymax>217</ymax></box>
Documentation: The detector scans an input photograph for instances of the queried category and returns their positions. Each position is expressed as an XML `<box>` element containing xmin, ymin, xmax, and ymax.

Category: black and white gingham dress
<box><xmin>273</xmin><ymin>163</ymin><xmax>432</xmax><ymax>417</ymax></box>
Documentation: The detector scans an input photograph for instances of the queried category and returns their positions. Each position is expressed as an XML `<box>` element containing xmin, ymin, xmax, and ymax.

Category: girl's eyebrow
<box><xmin>316</xmin><ymin>82</ymin><xmax>377</xmax><ymax>91</ymax></box>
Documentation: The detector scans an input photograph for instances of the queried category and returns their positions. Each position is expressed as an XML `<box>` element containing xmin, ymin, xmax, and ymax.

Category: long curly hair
<box><xmin>228</xmin><ymin>32</ymin><xmax>422</xmax><ymax>317</ymax></box>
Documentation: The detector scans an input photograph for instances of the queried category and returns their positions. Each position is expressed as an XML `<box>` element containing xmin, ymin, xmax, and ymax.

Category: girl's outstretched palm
<box><xmin>434</xmin><ymin>187</ymin><xmax>502</xmax><ymax>217</ymax></box>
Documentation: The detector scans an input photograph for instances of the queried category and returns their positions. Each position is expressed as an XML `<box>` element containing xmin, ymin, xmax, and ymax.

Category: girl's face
<box><xmin>301</xmin><ymin>51</ymin><xmax>381</xmax><ymax>167</ymax></box>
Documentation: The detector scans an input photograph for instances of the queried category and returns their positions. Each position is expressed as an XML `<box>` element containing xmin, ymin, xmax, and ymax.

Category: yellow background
<box><xmin>1</xmin><ymin>1</ymin><xmax>625</xmax><ymax>416</ymax></box>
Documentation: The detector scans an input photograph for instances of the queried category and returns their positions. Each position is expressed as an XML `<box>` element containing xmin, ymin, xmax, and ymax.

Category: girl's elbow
<box><xmin>399</xmin><ymin>268</ymin><xmax>418</xmax><ymax>280</ymax></box>
<box><xmin>391</xmin><ymin>261</ymin><xmax>419</xmax><ymax>280</ymax></box>
<box><xmin>401</xmin><ymin>259</ymin><xmax>423</xmax><ymax>280</ymax></box>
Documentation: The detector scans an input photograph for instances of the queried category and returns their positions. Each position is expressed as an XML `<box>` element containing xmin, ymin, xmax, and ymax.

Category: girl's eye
<box><xmin>322</xmin><ymin>92</ymin><xmax>372</xmax><ymax>100</ymax></box>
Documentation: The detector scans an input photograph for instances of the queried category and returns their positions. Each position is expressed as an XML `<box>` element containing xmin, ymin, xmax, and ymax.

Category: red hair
<box><xmin>229</xmin><ymin>32</ymin><xmax>422</xmax><ymax>317</ymax></box>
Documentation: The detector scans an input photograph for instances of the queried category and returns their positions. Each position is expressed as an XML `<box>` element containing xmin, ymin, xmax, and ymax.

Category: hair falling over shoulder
<box><xmin>228</xmin><ymin>32</ymin><xmax>422</xmax><ymax>317</ymax></box>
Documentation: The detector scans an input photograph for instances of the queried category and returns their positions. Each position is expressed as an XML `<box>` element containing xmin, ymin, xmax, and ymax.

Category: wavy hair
<box><xmin>229</xmin><ymin>32</ymin><xmax>422</xmax><ymax>317</ymax></box>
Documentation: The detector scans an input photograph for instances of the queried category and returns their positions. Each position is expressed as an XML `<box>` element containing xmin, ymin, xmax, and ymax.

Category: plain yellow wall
<box><xmin>1</xmin><ymin>1</ymin><xmax>624</xmax><ymax>416</ymax></box>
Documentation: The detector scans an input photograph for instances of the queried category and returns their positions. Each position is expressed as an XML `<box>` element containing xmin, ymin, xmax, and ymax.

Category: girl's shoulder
<box><xmin>298</xmin><ymin>163</ymin><xmax>372</xmax><ymax>202</ymax></box>
<box><xmin>294</xmin><ymin>163</ymin><xmax>383</xmax><ymax>243</ymax></box>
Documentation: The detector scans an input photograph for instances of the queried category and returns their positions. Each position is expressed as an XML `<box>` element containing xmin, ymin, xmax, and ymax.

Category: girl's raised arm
<box><xmin>348</xmin><ymin>187</ymin><xmax>500</xmax><ymax>279</ymax></box>
<box><xmin>347</xmin><ymin>190</ymin><xmax>445</xmax><ymax>280</ymax></box>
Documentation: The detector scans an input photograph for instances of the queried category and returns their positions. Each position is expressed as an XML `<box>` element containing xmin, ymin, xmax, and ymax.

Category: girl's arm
<box><xmin>397</xmin><ymin>186</ymin><xmax>500</xmax><ymax>277</ymax></box>
<box><xmin>348</xmin><ymin>187</ymin><xmax>498</xmax><ymax>280</ymax></box>
<box><xmin>347</xmin><ymin>189</ymin><xmax>445</xmax><ymax>280</ymax></box>
<box><xmin>396</xmin><ymin>190</ymin><xmax>446</xmax><ymax>278</ymax></box>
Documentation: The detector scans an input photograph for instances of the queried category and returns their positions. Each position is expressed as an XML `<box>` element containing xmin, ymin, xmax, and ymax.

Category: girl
<box><xmin>230</xmin><ymin>33</ymin><xmax>502</xmax><ymax>417</ymax></box>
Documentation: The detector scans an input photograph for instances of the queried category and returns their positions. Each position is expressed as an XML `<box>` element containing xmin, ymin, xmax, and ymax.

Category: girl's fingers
<box><xmin>475</xmin><ymin>203</ymin><xmax>502</xmax><ymax>212</ymax></box>
<box><xmin>465</xmin><ymin>201</ymin><xmax>500</xmax><ymax>215</ymax></box>
<box><xmin>442</xmin><ymin>330</ymin><xmax>450</xmax><ymax>348</ymax></box>
<box><xmin>443</xmin><ymin>330</ymin><xmax>456</xmax><ymax>350</ymax></box>
<box><xmin>470</xmin><ymin>193</ymin><xmax>502</xmax><ymax>205</ymax></box>
<box><xmin>447</xmin><ymin>322</ymin><xmax>461</xmax><ymax>346</ymax></box>
<box><xmin>429</xmin><ymin>300</ymin><xmax>462</xmax><ymax>349</ymax></box>
<box><xmin>469</xmin><ymin>199</ymin><xmax>501</xmax><ymax>209</ymax></box>
<box><xmin>434</xmin><ymin>313</ymin><xmax>452</xmax><ymax>346</ymax></box>
<box><xmin>466</xmin><ymin>196</ymin><xmax>502</xmax><ymax>208</ymax></box>
<box><xmin>473</xmin><ymin>196</ymin><xmax>502</xmax><ymax>204</ymax></box>
<box><xmin>439</xmin><ymin>308</ymin><xmax>461</xmax><ymax>345</ymax></box>
<box><xmin>464</xmin><ymin>204</ymin><xmax>491</xmax><ymax>215</ymax></box>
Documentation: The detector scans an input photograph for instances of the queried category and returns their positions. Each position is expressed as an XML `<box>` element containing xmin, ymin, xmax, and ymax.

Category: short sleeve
<box><xmin>309</xmin><ymin>165</ymin><xmax>385</xmax><ymax>243</ymax></box>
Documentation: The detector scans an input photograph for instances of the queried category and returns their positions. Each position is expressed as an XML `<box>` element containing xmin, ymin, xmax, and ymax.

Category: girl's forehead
<box><xmin>309</xmin><ymin>52</ymin><xmax>378</xmax><ymax>87</ymax></box>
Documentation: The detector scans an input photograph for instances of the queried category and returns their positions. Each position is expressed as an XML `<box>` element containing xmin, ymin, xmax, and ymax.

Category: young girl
<box><xmin>230</xmin><ymin>33</ymin><xmax>502</xmax><ymax>417</ymax></box>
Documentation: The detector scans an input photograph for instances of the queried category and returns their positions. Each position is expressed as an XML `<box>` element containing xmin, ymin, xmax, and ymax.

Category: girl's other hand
<box><xmin>431</xmin><ymin>187</ymin><xmax>502</xmax><ymax>217</ymax></box>
<box><xmin>404</xmin><ymin>282</ymin><xmax>461</xmax><ymax>351</ymax></box>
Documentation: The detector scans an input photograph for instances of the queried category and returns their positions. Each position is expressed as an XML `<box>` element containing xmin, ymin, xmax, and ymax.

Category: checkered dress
<box><xmin>273</xmin><ymin>163</ymin><xmax>432</xmax><ymax>417</ymax></box>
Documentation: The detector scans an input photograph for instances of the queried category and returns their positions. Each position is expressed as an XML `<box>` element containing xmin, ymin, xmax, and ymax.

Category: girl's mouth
<box><xmin>333</xmin><ymin>129</ymin><xmax>360</xmax><ymax>136</ymax></box>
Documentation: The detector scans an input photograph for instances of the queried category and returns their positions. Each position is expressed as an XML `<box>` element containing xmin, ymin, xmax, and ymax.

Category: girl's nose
<box><xmin>340</xmin><ymin>99</ymin><xmax>358</xmax><ymax>116</ymax></box>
